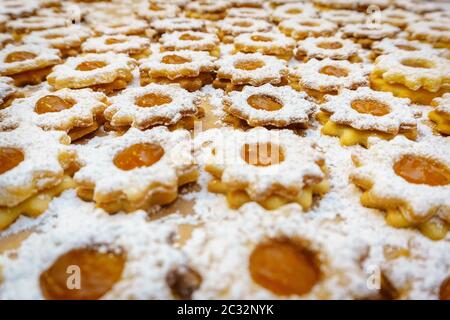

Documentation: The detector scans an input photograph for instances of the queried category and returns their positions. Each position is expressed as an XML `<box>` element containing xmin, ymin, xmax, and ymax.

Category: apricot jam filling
<box><xmin>440</xmin><ymin>276</ymin><xmax>450</xmax><ymax>300</ymax></box>
<box><xmin>179</xmin><ymin>33</ymin><xmax>202</xmax><ymax>41</ymax></box>
<box><xmin>317</xmin><ymin>41</ymin><xmax>343</xmax><ymax>49</ymax></box>
<box><xmin>241</xmin><ymin>142</ymin><xmax>284</xmax><ymax>167</ymax></box>
<box><xmin>0</xmin><ymin>147</ymin><xmax>24</xmax><ymax>174</ymax></box>
<box><xmin>395</xmin><ymin>44</ymin><xmax>418</xmax><ymax>51</ymax></box>
<box><xmin>401</xmin><ymin>58</ymin><xmax>434</xmax><ymax>69</ymax></box>
<box><xmin>249</xmin><ymin>240</ymin><xmax>320</xmax><ymax>296</ymax></box>
<box><xmin>40</xmin><ymin>247</ymin><xmax>125</xmax><ymax>300</ymax></box>
<box><xmin>161</xmin><ymin>54</ymin><xmax>191</xmax><ymax>65</ymax></box>
<box><xmin>35</xmin><ymin>95</ymin><xmax>75</xmax><ymax>114</ymax></box>
<box><xmin>234</xmin><ymin>59</ymin><xmax>265</xmax><ymax>71</ymax></box>
<box><xmin>113</xmin><ymin>143</ymin><xmax>164</xmax><ymax>171</ymax></box>
<box><xmin>5</xmin><ymin>51</ymin><xmax>37</xmax><ymax>63</ymax></box>
<box><xmin>247</xmin><ymin>94</ymin><xmax>283</xmax><ymax>111</ymax></box>
<box><xmin>250</xmin><ymin>35</ymin><xmax>273</xmax><ymax>42</ymax></box>
<box><xmin>76</xmin><ymin>61</ymin><xmax>107</xmax><ymax>71</ymax></box>
<box><xmin>105</xmin><ymin>38</ymin><xmax>127</xmax><ymax>45</ymax></box>
<box><xmin>319</xmin><ymin>65</ymin><xmax>348</xmax><ymax>77</ymax></box>
<box><xmin>135</xmin><ymin>93</ymin><xmax>173</xmax><ymax>108</ymax></box>
<box><xmin>233</xmin><ymin>21</ymin><xmax>252</xmax><ymax>27</ymax></box>
<box><xmin>351</xmin><ymin>99</ymin><xmax>391</xmax><ymax>116</ymax></box>
<box><xmin>286</xmin><ymin>9</ymin><xmax>303</xmax><ymax>14</ymax></box>
<box><xmin>393</xmin><ymin>155</ymin><xmax>450</xmax><ymax>186</ymax></box>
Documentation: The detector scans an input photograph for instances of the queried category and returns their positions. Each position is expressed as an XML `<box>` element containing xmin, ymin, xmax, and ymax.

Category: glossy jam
<box><xmin>241</xmin><ymin>142</ymin><xmax>284</xmax><ymax>167</ymax></box>
<box><xmin>161</xmin><ymin>54</ymin><xmax>191</xmax><ymax>64</ymax></box>
<box><xmin>401</xmin><ymin>58</ymin><xmax>433</xmax><ymax>69</ymax></box>
<box><xmin>233</xmin><ymin>21</ymin><xmax>252</xmax><ymax>27</ymax></box>
<box><xmin>247</xmin><ymin>94</ymin><xmax>283</xmax><ymax>111</ymax></box>
<box><xmin>317</xmin><ymin>41</ymin><xmax>343</xmax><ymax>49</ymax></box>
<box><xmin>249</xmin><ymin>240</ymin><xmax>320</xmax><ymax>296</ymax></box>
<box><xmin>234</xmin><ymin>59</ymin><xmax>265</xmax><ymax>71</ymax></box>
<box><xmin>250</xmin><ymin>35</ymin><xmax>273</xmax><ymax>42</ymax></box>
<box><xmin>113</xmin><ymin>143</ymin><xmax>164</xmax><ymax>171</ymax></box>
<box><xmin>319</xmin><ymin>65</ymin><xmax>348</xmax><ymax>77</ymax></box>
<box><xmin>135</xmin><ymin>93</ymin><xmax>173</xmax><ymax>108</ymax></box>
<box><xmin>5</xmin><ymin>51</ymin><xmax>37</xmax><ymax>63</ymax></box>
<box><xmin>179</xmin><ymin>33</ymin><xmax>202</xmax><ymax>41</ymax></box>
<box><xmin>76</xmin><ymin>61</ymin><xmax>107</xmax><ymax>71</ymax></box>
<box><xmin>39</xmin><ymin>247</ymin><xmax>125</xmax><ymax>300</ymax></box>
<box><xmin>393</xmin><ymin>155</ymin><xmax>450</xmax><ymax>186</ymax></box>
<box><xmin>35</xmin><ymin>95</ymin><xmax>75</xmax><ymax>114</ymax></box>
<box><xmin>351</xmin><ymin>99</ymin><xmax>390</xmax><ymax>116</ymax></box>
<box><xmin>0</xmin><ymin>148</ymin><xmax>24</xmax><ymax>175</ymax></box>
<box><xmin>395</xmin><ymin>44</ymin><xmax>418</xmax><ymax>51</ymax></box>
<box><xmin>105</xmin><ymin>38</ymin><xmax>126</xmax><ymax>45</ymax></box>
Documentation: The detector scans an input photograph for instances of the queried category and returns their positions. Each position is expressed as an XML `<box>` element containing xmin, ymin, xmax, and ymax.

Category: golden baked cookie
<box><xmin>0</xmin><ymin>76</ymin><xmax>22</xmax><ymax>109</ymax></box>
<box><xmin>82</xmin><ymin>35</ymin><xmax>151</xmax><ymax>60</ymax></box>
<box><xmin>159</xmin><ymin>31</ymin><xmax>220</xmax><ymax>57</ymax></box>
<box><xmin>295</xmin><ymin>36</ymin><xmax>360</xmax><ymax>62</ymax></box>
<box><xmin>341</xmin><ymin>23</ymin><xmax>400</xmax><ymax>49</ymax></box>
<box><xmin>279</xmin><ymin>17</ymin><xmax>337</xmax><ymax>41</ymax></box>
<box><xmin>185</xmin><ymin>1</ymin><xmax>230</xmax><ymax>21</ymax></box>
<box><xmin>429</xmin><ymin>93</ymin><xmax>450</xmax><ymax>136</ymax></box>
<box><xmin>217</xmin><ymin>17</ymin><xmax>272</xmax><ymax>44</ymax></box>
<box><xmin>233</xmin><ymin>32</ymin><xmax>296</xmax><ymax>60</ymax></box>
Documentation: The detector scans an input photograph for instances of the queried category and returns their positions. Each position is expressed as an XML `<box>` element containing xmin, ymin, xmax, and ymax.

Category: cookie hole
<box><xmin>234</xmin><ymin>59</ymin><xmax>265</xmax><ymax>71</ymax></box>
<box><xmin>299</xmin><ymin>21</ymin><xmax>319</xmax><ymax>27</ymax></box>
<box><xmin>395</xmin><ymin>44</ymin><xmax>418</xmax><ymax>51</ymax></box>
<box><xmin>35</xmin><ymin>95</ymin><xmax>76</xmax><ymax>114</ymax></box>
<box><xmin>39</xmin><ymin>246</ymin><xmax>125</xmax><ymax>300</ymax></box>
<box><xmin>233</xmin><ymin>21</ymin><xmax>253</xmax><ymax>27</ymax></box>
<box><xmin>0</xmin><ymin>147</ymin><xmax>24</xmax><ymax>175</ymax></box>
<box><xmin>161</xmin><ymin>54</ymin><xmax>191</xmax><ymax>64</ymax></box>
<box><xmin>249</xmin><ymin>239</ymin><xmax>321</xmax><ymax>296</ymax></box>
<box><xmin>393</xmin><ymin>155</ymin><xmax>450</xmax><ymax>186</ymax></box>
<box><xmin>401</xmin><ymin>58</ymin><xmax>434</xmax><ymax>69</ymax></box>
<box><xmin>286</xmin><ymin>8</ymin><xmax>303</xmax><ymax>14</ymax></box>
<box><xmin>440</xmin><ymin>276</ymin><xmax>450</xmax><ymax>300</ymax></box>
<box><xmin>319</xmin><ymin>65</ymin><xmax>348</xmax><ymax>77</ymax></box>
<box><xmin>105</xmin><ymin>38</ymin><xmax>127</xmax><ymax>45</ymax></box>
<box><xmin>250</xmin><ymin>35</ymin><xmax>273</xmax><ymax>42</ymax></box>
<box><xmin>135</xmin><ymin>93</ymin><xmax>173</xmax><ymax>108</ymax></box>
<box><xmin>317</xmin><ymin>41</ymin><xmax>343</xmax><ymax>49</ymax></box>
<box><xmin>431</xmin><ymin>26</ymin><xmax>449</xmax><ymax>32</ymax></box>
<box><xmin>351</xmin><ymin>99</ymin><xmax>390</xmax><ymax>116</ymax></box>
<box><xmin>44</xmin><ymin>34</ymin><xmax>63</xmax><ymax>39</ymax></box>
<box><xmin>241</xmin><ymin>142</ymin><xmax>284</xmax><ymax>167</ymax></box>
<box><xmin>247</xmin><ymin>94</ymin><xmax>283</xmax><ymax>111</ymax></box>
<box><xmin>76</xmin><ymin>61</ymin><xmax>107</xmax><ymax>71</ymax></box>
<box><xmin>114</xmin><ymin>143</ymin><xmax>164</xmax><ymax>171</ymax></box>
<box><xmin>5</xmin><ymin>51</ymin><xmax>37</xmax><ymax>63</ymax></box>
<box><xmin>166</xmin><ymin>266</ymin><xmax>202</xmax><ymax>300</ymax></box>
<box><xmin>179</xmin><ymin>33</ymin><xmax>202</xmax><ymax>41</ymax></box>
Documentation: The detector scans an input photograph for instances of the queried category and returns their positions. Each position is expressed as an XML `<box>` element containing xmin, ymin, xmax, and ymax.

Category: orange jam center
<box><xmin>234</xmin><ymin>59</ymin><xmax>265</xmax><ymax>71</ymax></box>
<box><xmin>76</xmin><ymin>61</ymin><xmax>107</xmax><ymax>71</ymax></box>
<box><xmin>401</xmin><ymin>58</ymin><xmax>433</xmax><ymax>69</ymax></box>
<box><xmin>179</xmin><ymin>33</ymin><xmax>202</xmax><ymax>41</ymax></box>
<box><xmin>114</xmin><ymin>143</ymin><xmax>164</xmax><ymax>171</ymax></box>
<box><xmin>247</xmin><ymin>94</ymin><xmax>283</xmax><ymax>111</ymax></box>
<box><xmin>233</xmin><ymin>21</ymin><xmax>252</xmax><ymax>27</ymax></box>
<box><xmin>432</xmin><ymin>26</ymin><xmax>450</xmax><ymax>32</ymax></box>
<box><xmin>319</xmin><ymin>65</ymin><xmax>348</xmax><ymax>77</ymax></box>
<box><xmin>161</xmin><ymin>54</ymin><xmax>191</xmax><ymax>64</ymax></box>
<box><xmin>250</xmin><ymin>35</ymin><xmax>273</xmax><ymax>42</ymax></box>
<box><xmin>393</xmin><ymin>155</ymin><xmax>450</xmax><ymax>186</ymax></box>
<box><xmin>44</xmin><ymin>34</ymin><xmax>63</xmax><ymax>39</ymax></box>
<box><xmin>249</xmin><ymin>240</ymin><xmax>320</xmax><ymax>296</ymax></box>
<box><xmin>317</xmin><ymin>41</ymin><xmax>343</xmax><ymax>49</ymax></box>
<box><xmin>286</xmin><ymin>9</ymin><xmax>303</xmax><ymax>14</ymax></box>
<box><xmin>5</xmin><ymin>51</ymin><xmax>37</xmax><ymax>63</ymax></box>
<box><xmin>300</xmin><ymin>21</ymin><xmax>319</xmax><ymax>27</ymax></box>
<box><xmin>135</xmin><ymin>93</ymin><xmax>173</xmax><ymax>108</ymax></box>
<box><xmin>241</xmin><ymin>142</ymin><xmax>284</xmax><ymax>167</ymax></box>
<box><xmin>395</xmin><ymin>44</ymin><xmax>418</xmax><ymax>51</ymax></box>
<box><xmin>39</xmin><ymin>247</ymin><xmax>125</xmax><ymax>300</ymax></box>
<box><xmin>351</xmin><ymin>99</ymin><xmax>390</xmax><ymax>116</ymax></box>
<box><xmin>149</xmin><ymin>3</ymin><xmax>162</xmax><ymax>10</ymax></box>
<box><xmin>440</xmin><ymin>276</ymin><xmax>450</xmax><ymax>300</ymax></box>
<box><xmin>0</xmin><ymin>147</ymin><xmax>24</xmax><ymax>175</ymax></box>
<box><xmin>105</xmin><ymin>38</ymin><xmax>127</xmax><ymax>45</ymax></box>
<box><xmin>35</xmin><ymin>95</ymin><xmax>75</xmax><ymax>114</ymax></box>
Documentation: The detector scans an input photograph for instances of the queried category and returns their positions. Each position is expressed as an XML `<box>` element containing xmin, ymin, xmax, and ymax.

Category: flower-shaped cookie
<box><xmin>204</xmin><ymin>127</ymin><xmax>328</xmax><ymax>210</ymax></box>
<box><xmin>223</xmin><ymin>84</ymin><xmax>316</xmax><ymax>128</ymax></box>
<box><xmin>342</xmin><ymin>23</ymin><xmax>400</xmax><ymax>48</ymax></box>
<box><xmin>0</xmin><ymin>76</ymin><xmax>21</xmax><ymax>109</ymax></box>
<box><xmin>0</xmin><ymin>44</ymin><xmax>62</xmax><ymax>86</ymax></box>
<box><xmin>0</xmin><ymin>0</ymin><xmax>40</xmax><ymax>18</ymax></box>
<box><xmin>429</xmin><ymin>94</ymin><xmax>450</xmax><ymax>135</ymax></box>
<box><xmin>185</xmin><ymin>0</ymin><xmax>230</xmax><ymax>21</ymax></box>
<box><xmin>82</xmin><ymin>35</ymin><xmax>151</xmax><ymax>59</ymax></box>
<box><xmin>104</xmin><ymin>83</ymin><xmax>201</xmax><ymax>129</ymax></box>
<box><xmin>151</xmin><ymin>18</ymin><xmax>206</xmax><ymax>35</ymax></box>
<box><xmin>0</xmin><ymin>124</ymin><xmax>77</xmax><ymax>228</ymax></box>
<box><xmin>271</xmin><ymin>3</ymin><xmax>317</xmax><ymax>23</ymax></box>
<box><xmin>406</xmin><ymin>21</ymin><xmax>450</xmax><ymax>49</ymax></box>
<box><xmin>214</xmin><ymin>52</ymin><xmax>288</xmax><ymax>92</ymax></box>
<box><xmin>6</xmin><ymin>16</ymin><xmax>68</xmax><ymax>37</ymax></box>
<box><xmin>351</xmin><ymin>135</ymin><xmax>450</xmax><ymax>240</ymax></box>
<box><xmin>47</xmin><ymin>52</ymin><xmax>136</xmax><ymax>94</ymax></box>
<box><xmin>217</xmin><ymin>18</ymin><xmax>272</xmax><ymax>43</ymax></box>
<box><xmin>313</xmin><ymin>0</ymin><xmax>390</xmax><ymax>10</ymax></box>
<box><xmin>92</xmin><ymin>19</ymin><xmax>149</xmax><ymax>36</ymax></box>
<box><xmin>319</xmin><ymin>10</ymin><xmax>365</xmax><ymax>26</ymax></box>
<box><xmin>279</xmin><ymin>18</ymin><xmax>337</xmax><ymax>40</ymax></box>
<box><xmin>295</xmin><ymin>36</ymin><xmax>360</xmax><ymax>62</ymax></box>
<box><xmin>136</xmin><ymin>2</ymin><xmax>180</xmax><ymax>21</ymax></box>
<box><xmin>0</xmin><ymin>88</ymin><xmax>107</xmax><ymax>140</ymax></box>
<box><xmin>233</xmin><ymin>32</ymin><xmax>296</xmax><ymax>60</ymax></box>
<box><xmin>319</xmin><ymin>87</ymin><xmax>419</xmax><ymax>147</ymax></box>
<box><xmin>159</xmin><ymin>31</ymin><xmax>220</xmax><ymax>56</ymax></box>
<box><xmin>227</xmin><ymin>7</ymin><xmax>270</xmax><ymax>20</ymax></box>
<box><xmin>74</xmin><ymin>127</ymin><xmax>198</xmax><ymax>213</ymax></box>
<box><xmin>371</xmin><ymin>38</ymin><xmax>440</xmax><ymax>57</ymax></box>
<box><xmin>379</xmin><ymin>8</ymin><xmax>419</xmax><ymax>29</ymax></box>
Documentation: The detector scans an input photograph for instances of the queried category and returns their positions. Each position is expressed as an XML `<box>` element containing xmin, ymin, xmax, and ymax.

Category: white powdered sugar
<box><xmin>224</xmin><ymin>84</ymin><xmax>316</xmax><ymax>127</ymax></box>
<box><xmin>92</xmin><ymin>19</ymin><xmax>149</xmax><ymax>36</ymax></box>
<box><xmin>105</xmin><ymin>83</ymin><xmax>199</xmax><ymax>128</ymax></box>
<box><xmin>227</xmin><ymin>7</ymin><xmax>270</xmax><ymax>20</ymax></box>
<box><xmin>432</xmin><ymin>93</ymin><xmax>450</xmax><ymax>115</ymax></box>
<box><xmin>290</xmin><ymin>58</ymin><xmax>369</xmax><ymax>91</ymax></box>
<box><xmin>185</xmin><ymin>1</ymin><xmax>230</xmax><ymax>13</ymax></box>
<box><xmin>234</xmin><ymin>32</ymin><xmax>296</xmax><ymax>53</ymax></box>
<box><xmin>321</xmin><ymin>87</ymin><xmax>418</xmax><ymax>133</ymax></box>
<box><xmin>82</xmin><ymin>35</ymin><xmax>151</xmax><ymax>54</ymax></box>
<box><xmin>22</xmin><ymin>26</ymin><xmax>93</xmax><ymax>49</ymax></box>
<box><xmin>296</xmin><ymin>36</ymin><xmax>359</xmax><ymax>60</ymax></box>
<box><xmin>0</xmin><ymin>76</ymin><xmax>15</xmax><ymax>104</ymax></box>
<box><xmin>271</xmin><ymin>3</ymin><xmax>317</xmax><ymax>22</ymax></box>
<box><xmin>319</xmin><ymin>10</ymin><xmax>365</xmax><ymax>26</ymax></box>
<box><xmin>407</xmin><ymin>21</ymin><xmax>450</xmax><ymax>43</ymax></box>
<box><xmin>135</xmin><ymin>3</ymin><xmax>180</xmax><ymax>21</ymax></box>
<box><xmin>218</xmin><ymin>18</ymin><xmax>272</xmax><ymax>36</ymax></box>
<box><xmin>342</xmin><ymin>23</ymin><xmax>400</xmax><ymax>39</ymax></box>
<box><xmin>371</xmin><ymin>38</ymin><xmax>440</xmax><ymax>56</ymax></box>
<box><xmin>0</xmin><ymin>0</ymin><xmax>40</xmax><ymax>18</ymax></box>
<box><xmin>279</xmin><ymin>18</ymin><xmax>337</xmax><ymax>38</ymax></box>
<box><xmin>6</xmin><ymin>16</ymin><xmax>69</xmax><ymax>31</ymax></box>
<box><xmin>151</xmin><ymin>18</ymin><xmax>205</xmax><ymax>33</ymax></box>
<box><xmin>159</xmin><ymin>31</ymin><xmax>219</xmax><ymax>51</ymax></box>
<box><xmin>0</xmin><ymin>33</ymin><xmax>13</xmax><ymax>47</ymax></box>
